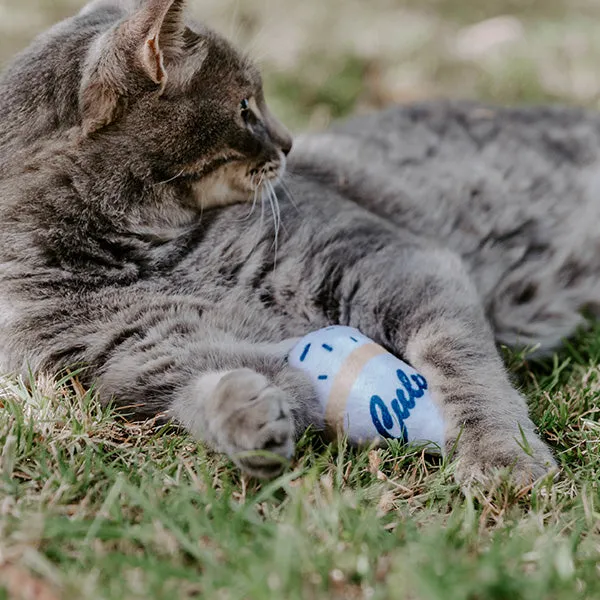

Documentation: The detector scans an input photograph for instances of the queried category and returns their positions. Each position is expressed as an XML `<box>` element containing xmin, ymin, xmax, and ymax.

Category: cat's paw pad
<box><xmin>209</xmin><ymin>369</ymin><xmax>295</xmax><ymax>479</ymax></box>
<box><xmin>450</xmin><ymin>427</ymin><xmax>558</xmax><ymax>488</ymax></box>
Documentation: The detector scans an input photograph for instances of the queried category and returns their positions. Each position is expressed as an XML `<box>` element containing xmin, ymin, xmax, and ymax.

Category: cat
<box><xmin>5</xmin><ymin>0</ymin><xmax>599</xmax><ymax>485</ymax></box>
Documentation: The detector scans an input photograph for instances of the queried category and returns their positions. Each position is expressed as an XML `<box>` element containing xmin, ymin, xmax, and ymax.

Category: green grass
<box><xmin>5</xmin><ymin>0</ymin><xmax>600</xmax><ymax>130</ymax></box>
<box><xmin>2</xmin><ymin>0</ymin><xmax>600</xmax><ymax>598</ymax></box>
<box><xmin>1</xmin><ymin>323</ymin><xmax>600</xmax><ymax>599</ymax></box>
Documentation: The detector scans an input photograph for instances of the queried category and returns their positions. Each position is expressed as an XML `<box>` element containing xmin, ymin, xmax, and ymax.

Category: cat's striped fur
<box><xmin>5</xmin><ymin>0</ymin><xmax>600</xmax><ymax>483</ymax></box>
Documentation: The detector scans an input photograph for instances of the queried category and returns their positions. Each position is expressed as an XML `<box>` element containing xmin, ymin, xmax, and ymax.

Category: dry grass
<box><xmin>1</xmin><ymin>326</ymin><xmax>600</xmax><ymax>599</ymax></box>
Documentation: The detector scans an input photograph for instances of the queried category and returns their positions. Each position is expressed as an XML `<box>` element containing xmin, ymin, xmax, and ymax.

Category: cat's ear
<box><xmin>80</xmin><ymin>0</ymin><xmax>187</xmax><ymax>135</ymax></box>
<box><xmin>134</xmin><ymin>0</ymin><xmax>187</xmax><ymax>84</ymax></box>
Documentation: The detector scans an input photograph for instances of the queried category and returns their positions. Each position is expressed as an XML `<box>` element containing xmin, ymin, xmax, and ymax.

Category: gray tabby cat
<box><xmin>2</xmin><ymin>0</ymin><xmax>598</xmax><ymax>484</ymax></box>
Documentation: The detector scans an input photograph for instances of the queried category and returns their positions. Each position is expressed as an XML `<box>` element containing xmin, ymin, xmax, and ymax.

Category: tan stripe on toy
<box><xmin>325</xmin><ymin>342</ymin><xmax>387</xmax><ymax>437</ymax></box>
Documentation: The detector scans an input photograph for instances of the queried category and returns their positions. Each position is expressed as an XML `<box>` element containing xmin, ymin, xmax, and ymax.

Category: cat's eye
<box><xmin>240</xmin><ymin>99</ymin><xmax>250</xmax><ymax>119</ymax></box>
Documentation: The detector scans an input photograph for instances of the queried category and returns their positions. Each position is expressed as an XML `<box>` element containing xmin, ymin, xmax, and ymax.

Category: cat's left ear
<box><xmin>135</xmin><ymin>0</ymin><xmax>187</xmax><ymax>86</ymax></box>
<box><xmin>80</xmin><ymin>0</ymin><xmax>187</xmax><ymax>135</ymax></box>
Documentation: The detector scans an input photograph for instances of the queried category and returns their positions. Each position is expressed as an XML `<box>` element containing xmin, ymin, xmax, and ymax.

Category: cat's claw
<box><xmin>208</xmin><ymin>369</ymin><xmax>295</xmax><ymax>478</ymax></box>
<box><xmin>450</xmin><ymin>426</ymin><xmax>558</xmax><ymax>489</ymax></box>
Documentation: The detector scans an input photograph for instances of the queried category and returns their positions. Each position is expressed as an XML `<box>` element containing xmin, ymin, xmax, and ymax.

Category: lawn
<box><xmin>1</xmin><ymin>0</ymin><xmax>600</xmax><ymax>599</ymax></box>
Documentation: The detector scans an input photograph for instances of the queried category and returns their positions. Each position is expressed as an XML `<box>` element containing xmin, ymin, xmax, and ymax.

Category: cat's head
<box><xmin>78</xmin><ymin>0</ymin><xmax>292</xmax><ymax>207</ymax></box>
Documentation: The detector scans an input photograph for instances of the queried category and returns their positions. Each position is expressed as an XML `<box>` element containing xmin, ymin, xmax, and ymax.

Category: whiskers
<box><xmin>233</xmin><ymin>173</ymin><xmax>264</xmax><ymax>223</ymax></box>
<box><xmin>236</xmin><ymin>173</ymin><xmax>302</xmax><ymax>266</ymax></box>
<box><xmin>264</xmin><ymin>179</ymin><xmax>284</xmax><ymax>263</ymax></box>
<box><xmin>277</xmin><ymin>179</ymin><xmax>300</xmax><ymax>214</ymax></box>
<box><xmin>153</xmin><ymin>168</ymin><xmax>186</xmax><ymax>186</ymax></box>
<box><xmin>243</xmin><ymin>175</ymin><xmax>290</xmax><ymax>265</ymax></box>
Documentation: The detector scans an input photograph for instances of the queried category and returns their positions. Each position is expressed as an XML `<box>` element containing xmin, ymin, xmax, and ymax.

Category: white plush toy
<box><xmin>288</xmin><ymin>326</ymin><xmax>445</xmax><ymax>453</ymax></box>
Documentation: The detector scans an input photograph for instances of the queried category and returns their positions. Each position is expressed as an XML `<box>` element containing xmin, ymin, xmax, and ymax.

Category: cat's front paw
<box><xmin>207</xmin><ymin>369</ymin><xmax>295</xmax><ymax>478</ymax></box>
<box><xmin>450</xmin><ymin>424</ymin><xmax>558</xmax><ymax>488</ymax></box>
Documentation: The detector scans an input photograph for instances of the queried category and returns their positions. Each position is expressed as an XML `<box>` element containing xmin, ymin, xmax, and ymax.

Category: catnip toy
<box><xmin>288</xmin><ymin>326</ymin><xmax>445</xmax><ymax>452</ymax></box>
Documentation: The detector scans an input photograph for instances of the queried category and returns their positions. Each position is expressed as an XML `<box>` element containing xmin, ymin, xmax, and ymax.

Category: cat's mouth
<box><xmin>186</xmin><ymin>153</ymin><xmax>286</xmax><ymax>209</ymax></box>
<box><xmin>249</xmin><ymin>156</ymin><xmax>286</xmax><ymax>184</ymax></box>
<box><xmin>180</xmin><ymin>153</ymin><xmax>285</xmax><ymax>186</ymax></box>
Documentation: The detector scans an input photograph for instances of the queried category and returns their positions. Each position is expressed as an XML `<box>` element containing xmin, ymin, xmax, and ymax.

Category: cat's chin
<box><xmin>193</xmin><ymin>179</ymin><xmax>250</xmax><ymax>209</ymax></box>
<box><xmin>191</xmin><ymin>161</ymin><xmax>284</xmax><ymax>210</ymax></box>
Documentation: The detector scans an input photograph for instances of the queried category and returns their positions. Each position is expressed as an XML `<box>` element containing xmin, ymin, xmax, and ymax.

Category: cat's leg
<box><xmin>169</xmin><ymin>365</ymin><xmax>310</xmax><ymax>477</ymax></box>
<box><xmin>104</xmin><ymin>337</ymin><xmax>318</xmax><ymax>477</ymax></box>
<box><xmin>330</xmin><ymin>242</ymin><xmax>557</xmax><ymax>485</ymax></box>
<box><xmin>29</xmin><ymin>299</ymin><xmax>318</xmax><ymax>478</ymax></box>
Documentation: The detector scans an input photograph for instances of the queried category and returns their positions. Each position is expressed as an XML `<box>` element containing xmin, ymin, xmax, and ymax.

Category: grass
<box><xmin>5</xmin><ymin>0</ymin><xmax>600</xmax><ymax>130</ymax></box>
<box><xmin>1</xmin><ymin>0</ymin><xmax>600</xmax><ymax>598</ymax></box>
<box><xmin>1</xmin><ymin>323</ymin><xmax>600</xmax><ymax>599</ymax></box>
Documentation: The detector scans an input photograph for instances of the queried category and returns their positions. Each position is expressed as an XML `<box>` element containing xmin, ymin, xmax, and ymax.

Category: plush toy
<box><xmin>288</xmin><ymin>326</ymin><xmax>445</xmax><ymax>452</ymax></box>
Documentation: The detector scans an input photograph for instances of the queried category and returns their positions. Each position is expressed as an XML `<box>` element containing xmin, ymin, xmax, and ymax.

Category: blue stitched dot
<box><xmin>350</xmin><ymin>336</ymin><xmax>358</xmax><ymax>343</ymax></box>
<box><xmin>299</xmin><ymin>344</ymin><xmax>311</xmax><ymax>362</ymax></box>
<box><xmin>322</xmin><ymin>344</ymin><xmax>333</xmax><ymax>352</ymax></box>
<box><xmin>318</xmin><ymin>375</ymin><xmax>328</xmax><ymax>380</ymax></box>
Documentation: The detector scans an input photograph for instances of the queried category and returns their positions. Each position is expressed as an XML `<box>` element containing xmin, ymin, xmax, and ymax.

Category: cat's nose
<box><xmin>260</xmin><ymin>99</ymin><xmax>293</xmax><ymax>156</ymax></box>
<box><xmin>281</xmin><ymin>136</ymin><xmax>293</xmax><ymax>156</ymax></box>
